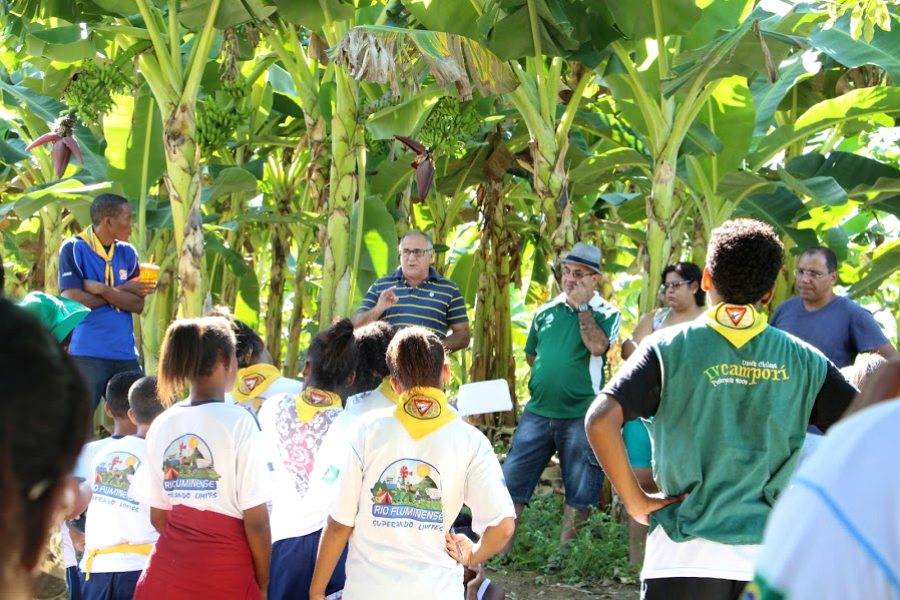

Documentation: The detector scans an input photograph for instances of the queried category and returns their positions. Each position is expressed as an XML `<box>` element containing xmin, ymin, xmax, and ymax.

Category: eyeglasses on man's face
<box><xmin>795</xmin><ymin>268</ymin><xmax>832</xmax><ymax>281</ymax></box>
<box><xmin>399</xmin><ymin>248</ymin><xmax>432</xmax><ymax>258</ymax></box>
<box><xmin>660</xmin><ymin>279</ymin><xmax>692</xmax><ymax>291</ymax></box>
<box><xmin>562</xmin><ymin>266</ymin><xmax>594</xmax><ymax>280</ymax></box>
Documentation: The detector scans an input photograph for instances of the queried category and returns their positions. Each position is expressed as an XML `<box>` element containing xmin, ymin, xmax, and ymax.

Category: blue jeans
<box><xmin>502</xmin><ymin>410</ymin><xmax>604</xmax><ymax>511</ymax></box>
<box><xmin>72</xmin><ymin>356</ymin><xmax>142</xmax><ymax>415</ymax></box>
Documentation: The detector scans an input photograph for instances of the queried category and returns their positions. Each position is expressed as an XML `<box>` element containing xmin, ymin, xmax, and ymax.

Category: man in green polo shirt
<box><xmin>352</xmin><ymin>230</ymin><xmax>470</xmax><ymax>351</ymax></box>
<box><xmin>585</xmin><ymin>219</ymin><xmax>856</xmax><ymax>600</ymax></box>
<box><xmin>501</xmin><ymin>242</ymin><xmax>621</xmax><ymax>552</ymax></box>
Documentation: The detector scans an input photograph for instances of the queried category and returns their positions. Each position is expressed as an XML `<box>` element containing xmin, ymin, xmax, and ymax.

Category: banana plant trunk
<box><xmin>141</xmin><ymin>232</ymin><xmax>176</xmax><ymax>374</ymax></box>
<box><xmin>40</xmin><ymin>205</ymin><xmax>64</xmax><ymax>296</ymax></box>
<box><xmin>319</xmin><ymin>70</ymin><xmax>358</xmax><ymax>328</ymax></box>
<box><xmin>161</xmin><ymin>104</ymin><xmax>205</xmax><ymax>317</ymax></box>
<box><xmin>641</xmin><ymin>154</ymin><xmax>678</xmax><ymax>315</ymax></box>
<box><xmin>471</xmin><ymin>180</ymin><xmax>518</xmax><ymax>427</ymax></box>
<box><xmin>265</xmin><ymin>216</ymin><xmax>292</xmax><ymax>366</ymax></box>
<box><xmin>285</xmin><ymin>234</ymin><xmax>314</xmax><ymax>377</ymax></box>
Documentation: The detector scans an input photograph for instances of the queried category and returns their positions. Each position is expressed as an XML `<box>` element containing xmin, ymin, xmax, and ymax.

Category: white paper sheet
<box><xmin>456</xmin><ymin>379</ymin><xmax>513</xmax><ymax>416</ymax></box>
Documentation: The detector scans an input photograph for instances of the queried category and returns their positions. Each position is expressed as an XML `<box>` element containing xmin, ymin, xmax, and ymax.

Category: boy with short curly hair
<box><xmin>586</xmin><ymin>219</ymin><xmax>857</xmax><ymax>600</ymax></box>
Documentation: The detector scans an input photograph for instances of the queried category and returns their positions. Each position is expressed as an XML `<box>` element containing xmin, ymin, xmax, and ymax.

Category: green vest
<box><xmin>646</xmin><ymin>304</ymin><xmax>828</xmax><ymax>545</ymax></box>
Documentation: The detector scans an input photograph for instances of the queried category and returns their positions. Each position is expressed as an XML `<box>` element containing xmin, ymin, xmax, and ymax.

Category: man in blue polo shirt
<box><xmin>352</xmin><ymin>230</ymin><xmax>470</xmax><ymax>351</ymax></box>
<box><xmin>59</xmin><ymin>194</ymin><xmax>154</xmax><ymax>413</ymax></box>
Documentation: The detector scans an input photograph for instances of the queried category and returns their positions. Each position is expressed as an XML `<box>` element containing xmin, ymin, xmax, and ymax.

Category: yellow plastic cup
<box><xmin>139</xmin><ymin>263</ymin><xmax>159</xmax><ymax>284</ymax></box>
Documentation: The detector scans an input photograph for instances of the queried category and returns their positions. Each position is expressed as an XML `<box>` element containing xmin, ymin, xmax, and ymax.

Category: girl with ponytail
<box><xmin>257</xmin><ymin>318</ymin><xmax>359</xmax><ymax>600</ymax></box>
<box><xmin>130</xmin><ymin>317</ymin><xmax>271</xmax><ymax>600</ymax></box>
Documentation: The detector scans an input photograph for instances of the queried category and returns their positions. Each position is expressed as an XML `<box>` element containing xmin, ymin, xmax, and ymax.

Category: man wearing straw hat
<box><xmin>59</xmin><ymin>193</ymin><xmax>155</xmax><ymax>414</ymax></box>
<box><xmin>501</xmin><ymin>242</ymin><xmax>621</xmax><ymax>553</ymax></box>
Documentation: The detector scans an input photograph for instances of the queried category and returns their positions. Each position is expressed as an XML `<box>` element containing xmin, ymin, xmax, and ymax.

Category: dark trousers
<box><xmin>67</xmin><ymin>566</ymin><xmax>83</xmax><ymax>600</ymax></box>
<box><xmin>643</xmin><ymin>577</ymin><xmax>747</xmax><ymax>600</ymax></box>
<box><xmin>79</xmin><ymin>570</ymin><xmax>142</xmax><ymax>600</ymax></box>
<box><xmin>268</xmin><ymin>529</ymin><xmax>348</xmax><ymax>600</ymax></box>
<box><xmin>72</xmin><ymin>356</ymin><xmax>142</xmax><ymax>415</ymax></box>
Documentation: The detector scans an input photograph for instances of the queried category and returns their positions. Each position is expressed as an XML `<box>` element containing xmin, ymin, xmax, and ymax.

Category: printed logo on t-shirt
<box><xmin>322</xmin><ymin>464</ymin><xmax>340</xmax><ymax>485</ymax></box>
<box><xmin>161</xmin><ymin>435</ymin><xmax>221</xmax><ymax>494</ymax></box>
<box><xmin>740</xmin><ymin>579</ymin><xmax>785</xmax><ymax>600</ymax></box>
<box><xmin>92</xmin><ymin>451</ymin><xmax>140</xmax><ymax>506</ymax></box>
<box><xmin>370</xmin><ymin>459</ymin><xmax>443</xmax><ymax>530</ymax></box>
<box><xmin>403</xmin><ymin>395</ymin><xmax>441</xmax><ymax>419</ymax></box>
<box><xmin>118</xmin><ymin>268</ymin><xmax>127</xmax><ymax>281</ymax></box>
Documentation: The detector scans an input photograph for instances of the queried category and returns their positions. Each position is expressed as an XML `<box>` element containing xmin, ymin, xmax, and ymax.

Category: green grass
<box><xmin>491</xmin><ymin>493</ymin><xmax>637</xmax><ymax>584</ymax></box>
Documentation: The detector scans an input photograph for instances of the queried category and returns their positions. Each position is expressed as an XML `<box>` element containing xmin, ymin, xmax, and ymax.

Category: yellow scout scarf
<box><xmin>83</xmin><ymin>543</ymin><xmax>153</xmax><ymax>579</ymax></box>
<box><xmin>705</xmin><ymin>303</ymin><xmax>768</xmax><ymax>349</ymax></box>
<box><xmin>378</xmin><ymin>376</ymin><xmax>400</xmax><ymax>405</ymax></box>
<box><xmin>231</xmin><ymin>364</ymin><xmax>282</xmax><ymax>405</ymax></box>
<box><xmin>394</xmin><ymin>387</ymin><xmax>457</xmax><ymax>441</ymax></box>
<box><xmin>77</xmin><ymin>226</ymin><xmax>115</xmax><ymax>287</ymax></box>
<box><xmin>294</xmin><ymin>387</ymin><xmax>342</xmax><ymax>424</ymax></box>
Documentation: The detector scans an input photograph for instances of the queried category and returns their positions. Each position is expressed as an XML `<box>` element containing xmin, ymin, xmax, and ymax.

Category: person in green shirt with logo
<box><xmin>501</xmin><ymin>242</ymin><xmax>621</xmax><ymax>552</ymax></box>
<box><xmin>585</xmin><ymin>219</ymin><xmax>856</xmax><ymax>600</ymax></box>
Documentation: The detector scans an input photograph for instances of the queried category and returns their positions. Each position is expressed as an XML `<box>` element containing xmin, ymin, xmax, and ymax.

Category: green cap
<box><xmin>18</xmin><ymin>292</ymin><xmax>90</xmax><ymax>343</ymax></box>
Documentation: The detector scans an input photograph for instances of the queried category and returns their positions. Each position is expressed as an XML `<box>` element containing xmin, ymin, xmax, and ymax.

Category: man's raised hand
<box><xmin>376</xmin><ymin>286</ymin><xmax>399</xmax><ymax>312</ymax></box>
<box><xmin>568</xmin><ymin>278</ymin><xmax>595</xmax><ymax>307</ymax></box>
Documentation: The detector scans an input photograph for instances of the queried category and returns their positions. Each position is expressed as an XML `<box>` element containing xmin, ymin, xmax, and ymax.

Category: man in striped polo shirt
<box><xmin>352</xmin><ymin>230</ymin><xmax>471</xmax><ymax>351</ymax></box>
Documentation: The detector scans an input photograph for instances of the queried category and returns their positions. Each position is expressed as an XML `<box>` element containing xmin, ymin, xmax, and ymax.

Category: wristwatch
<box><xmin>576</xmin><ymin>304</ymin><xmax>590</xmax><ymax>313</ymax></box>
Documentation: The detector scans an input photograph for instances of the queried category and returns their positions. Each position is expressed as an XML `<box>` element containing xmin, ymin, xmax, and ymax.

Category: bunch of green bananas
<box><xmin>196</xmin><ymin>97</ymin><xmax>250</xmax><ymax>151</ymax></box>
<box><xmin>363</xmin><ymin>128</ymin><xmax>391</xmax><ymax>156</ymax></box>
<box><xmin>62</xmin><ymin>61</ymin><xmax>131</xmax><ymax>125</ymax></box>
<box><xmin>419</xmin><ymin>97</ymin><xmax>483</xmax><ymax>158</ymax></box>
<box><xmin>221</xmin><ymin>79</ymin><xmax>248</xmax><ymax>101</ymax></box>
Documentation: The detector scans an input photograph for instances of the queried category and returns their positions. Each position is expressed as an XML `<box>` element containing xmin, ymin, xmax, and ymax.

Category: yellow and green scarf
<box><xmin>294</xmin><ymin>387</ymin><xmax>343</xmax><ymax>424</ymax></box>
<box><xmin>77</xmin><ymin>226</ymin><xmax>115</xmax><ymax>287</ymax></box>
<box><xmin>394</xmin><ymin>387</ymin><xmax>457</xmax><ymax>441</ymax></box>
<box><xmin>377</xmin><ymin>376</ymin><xmax>400</xmax><ymax>405</ymax></box>
<box><xmin>705</xmin><ymin>303</ymin><xmax>768</xmax><ymax>349</ymax></box>
<box><xmin>231</xmin><ymin>364</ymin><xmax>282</xmax><ymax>407</ymax></box>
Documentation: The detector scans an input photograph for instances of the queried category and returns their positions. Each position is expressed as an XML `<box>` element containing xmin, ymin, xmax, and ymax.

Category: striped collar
<box><xmin>391</xmin><ymin>266</ymin><xmax>441</xmax><ymax>284</ymax></box>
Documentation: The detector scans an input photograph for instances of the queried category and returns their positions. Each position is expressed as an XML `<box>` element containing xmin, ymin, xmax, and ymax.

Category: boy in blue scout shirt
<box><xmin>59</xmin><ymin>194</ymin><xmax>155</xmax><ymax>413</ymax></box>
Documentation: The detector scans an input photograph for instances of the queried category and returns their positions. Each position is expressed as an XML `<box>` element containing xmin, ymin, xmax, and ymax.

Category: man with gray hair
<box><xmin>770</xmin><ymin>246</ymin><xmax>898</xmax><ymax>368</ymax></box>
<box><xmin>352</xmin><ymin>230</ymin><xmax>471</xmax><ymax>351</ymax></box>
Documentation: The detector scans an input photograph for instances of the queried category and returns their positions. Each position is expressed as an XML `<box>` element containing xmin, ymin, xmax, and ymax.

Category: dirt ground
<box><xmin>487</xmin><ymin>567</ymin><xmax>640</xmax><ymax>600</ymax></box>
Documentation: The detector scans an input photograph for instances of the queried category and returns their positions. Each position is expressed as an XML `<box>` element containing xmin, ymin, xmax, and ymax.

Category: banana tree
<box><xmin>328</xmin><ymin>24</ymin><xmax>519</xmax><ymax>320</ymax></box>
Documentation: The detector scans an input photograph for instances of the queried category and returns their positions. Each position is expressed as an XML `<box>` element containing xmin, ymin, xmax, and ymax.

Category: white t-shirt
<box><xmin>751</xmin><ymin>398</ymin><xmax>900</xmax><ymax>599</ymax></box>
<box><xmin>327</xmin><ymin>412</ymin><xmax>515</xmax><ymax>600</ymax></box>
<box><xmin>78</xmin><ymin>435</ymin><xmax>159</xmax><ymax>574</ymax></box>
<box><xmin>225</xmin><ymin>376</ymin><xmax>304</xmax><ymax>416</ymax></box>
<box><xmin>61</xmin><ymin>524</ymin><xmax>77</xmax><ymax>569</ymax></box>
<box><xmin>130</xmin><ymin>401</ymin><xmax>270</xmax><ymax>519</ymax></box>
<box><xmin>642</xmin><ymin>527</ymin><xmax>760</xmax><ymax>582</ymax></box>
<box><xmin>75</xmin><ymin>437</ymin><xmax>118</xmax><ymax>480</ymax></box>
<box><xmin>64</xmin><ymin>436</ymin><xmax>119</xmax><ymax>568</ymax></box>
<box><xmin>258</xmin><ymin>393</ymin><xmax>355</xmax><ymax>542</ymax></box>
<box><xmin>343</xmin><ymin>388</ymin><xmax>395</xmax><ymax>420</ymax></box>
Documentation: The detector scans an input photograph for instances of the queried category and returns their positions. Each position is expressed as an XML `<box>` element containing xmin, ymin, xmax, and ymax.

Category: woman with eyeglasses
<box><xmin>619</xmin><ymin>261</ymin><xmax>705</xmax><ymax>566</ymax></box>
<box><xmin>622</xmin><ymin>262</ymin><xmax>706</xmax><ymax>360</ymax></box>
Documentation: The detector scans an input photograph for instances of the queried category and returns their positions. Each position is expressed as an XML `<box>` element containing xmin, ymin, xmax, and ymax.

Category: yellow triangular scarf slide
<box><xmin>231</xmin><ymin>364</ymin><xmax>282</xmax><ymax>404</ymax></box>
<box><xmin>393</xmin><ymin>387</ymin><xmax>457</xmax><ymax>441</ymax></box>
<box><xmin>377</xmin><ymin>376</ymin><xmax>400</xmax><ymax>405</ymax></box>
<box><xmin>294</xmin><ymin>387</ymin><xmax>342</xmax><ymax>424</ymax></box>
<box><xmin>77</xmin><ymin>227</ymin><xmax>115</xmax><ymax>287</ymax></box>
<box><xmin>705</xmin><ymin>303</ymin><xmax>768</xmax><ymax>349</ymax></box>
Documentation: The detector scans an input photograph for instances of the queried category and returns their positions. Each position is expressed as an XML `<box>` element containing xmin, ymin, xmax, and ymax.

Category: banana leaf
<box><xmin>328</xmin><ymin>25</ymin><xmax>518</xmax><ymax>101</ymax></box>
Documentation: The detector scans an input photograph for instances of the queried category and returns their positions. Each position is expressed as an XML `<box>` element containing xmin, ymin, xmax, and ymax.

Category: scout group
<box><xmin>3</xmin><ymin>194</ymin><xmax>899</xmax><ymax>600</ymax></box>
